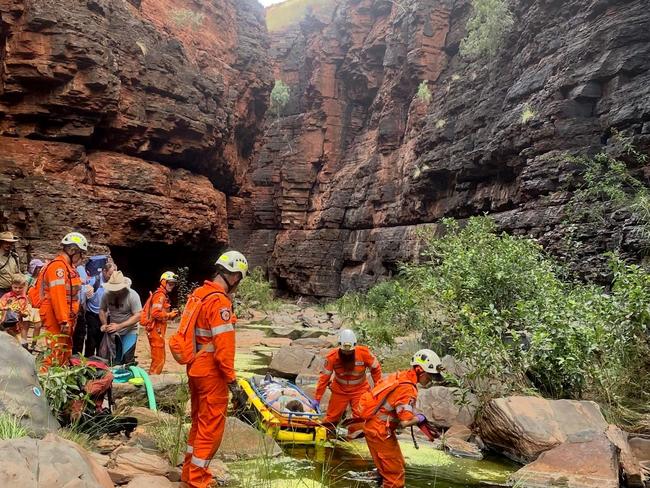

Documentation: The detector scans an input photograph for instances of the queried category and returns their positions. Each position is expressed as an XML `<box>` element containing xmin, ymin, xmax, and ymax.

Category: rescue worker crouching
<box><xmin>314</xmin><ymin>328</ymin><xmax>381</xmax><ymax>437</ymax></box>
<box><xmin>144</xmin><ymin>271</ymin><xmax>179</xmax><ymax>375</ymax></box>
<box><xmin>40</xmin><ymin>232</ymin><xmax>88</xmax><ymax>369</ymax></box>
<box><xmin>363</xmin><ymin>349</ymin><xmax>444</xmax><ymax>488</ymax></box>
<box><xmin>181</xmin><ymin>251</ymin><xmax>248</xmax><ymax>488</ymax></box>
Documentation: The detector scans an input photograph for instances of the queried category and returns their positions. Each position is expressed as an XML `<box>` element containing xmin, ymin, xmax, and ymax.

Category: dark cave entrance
<box><xmin>109</xmin><ymin>242</ymin><xmax>220</xmax><ymax>307</ymax></box>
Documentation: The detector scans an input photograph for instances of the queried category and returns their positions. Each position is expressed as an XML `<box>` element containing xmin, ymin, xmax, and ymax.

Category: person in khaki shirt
<box><xmin>0</xmin><ymin>232</ymin><xmax>21</xmax><ymax>295</ymax></box>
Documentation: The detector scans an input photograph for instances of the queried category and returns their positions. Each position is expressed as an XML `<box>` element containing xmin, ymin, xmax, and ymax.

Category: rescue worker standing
<box><xmin>145</xmin><ymin>271</ymin><xmax>179</xmax><ymax>375</ymax></box>
<box><xmin>314</xmin><ymin>329</ymin><xmax>382</xmax><ymax>436</ymax></box>
<box><xmin>364</xmin><ymin>349</ymin><xmax>444</xmax><ymax>488</ymax></box>
<box><xmin>181</xmin><ymin>251</ymin><xmax>248</xmax><ymax>488</ymax></box>
<box><xmin>40</xmin><ymin>233</ymin><xmax>88</xmax><ymax>368</ymax></box>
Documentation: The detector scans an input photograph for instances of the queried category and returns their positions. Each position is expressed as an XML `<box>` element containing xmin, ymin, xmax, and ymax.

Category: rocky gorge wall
<box><xmin>0</xmin><ymin>0</ymin><xmax>271</xmax><ymax>263</ymax></box>
<box><xmin>234</xmin><ymin>0</ymin><xmax>650</xmax><ymax>297</ymax></box>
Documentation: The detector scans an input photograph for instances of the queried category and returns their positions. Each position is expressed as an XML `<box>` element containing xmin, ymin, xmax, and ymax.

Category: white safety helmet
<box><xmin>160</xmin><ymin>271</ymin><xmax>178</xmax><ymax>283</ymax></box>
<box><xmin>61</xmin><ymin>232</ymin><xmax>89</xmax><ymax>251</ymax></box>
<box><xmin>338</xmin><ymin>329</ymin><xmax>357</xmax><ymax>351</ymax></box>
<box><xmin>411</xmin><ymin>349</ymin><xmax>442</xmax><ymax>374</ymax></box>
<box><xmin>216</xmin><ymin>250</ymin><xmax>249</xmax><ymax>279</ymax></box>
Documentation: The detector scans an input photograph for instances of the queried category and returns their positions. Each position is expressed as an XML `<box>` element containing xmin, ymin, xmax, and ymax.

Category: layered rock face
<box><xmin>237</xmin><ymin>0</ymin><xmax>650</xmax><ymax>297</ymax></box>
<box><xmin>0</xmin><ymin>0</ymin><xmax>271</xmax><ymax>258</ymax></box>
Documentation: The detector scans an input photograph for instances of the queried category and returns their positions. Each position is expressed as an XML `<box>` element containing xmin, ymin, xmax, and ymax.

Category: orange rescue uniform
<box><xmin>147</xmin><ymin>285</ymin><xmax>173</xmax><ymax>374</ymax></box>
<box><xmin>181</xmin><ymin>281</ymin><xmax>236</xmax><ymax>488</ymax></box>
<box><xmin>363</xmin><ymin>369</ymin><xmax>418</xmax><ymax>488</ymax></box>
<box><xmin>315</xmin><ymin>345</ymin><xmax>382</xmax><ymax>426</ymax></box>
<box><xmin>39</xmin><ymin>254</ymin><xmax>82</xmax><ymax>368</ymax></box>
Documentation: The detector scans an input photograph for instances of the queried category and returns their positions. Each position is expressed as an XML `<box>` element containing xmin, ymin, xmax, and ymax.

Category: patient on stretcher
<box><xmin>261</xmin><ymin>375</ymin><xmax>317</xmax><ymax>414</ymax></box>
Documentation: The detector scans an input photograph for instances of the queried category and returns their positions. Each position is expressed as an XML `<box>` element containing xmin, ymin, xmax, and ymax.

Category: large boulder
<box><xmin>416</xmin><ymin>386</ymin><xmax>478</xmax><ymax>428</ymax></box>
<box><xmin>630</xmin><ymin>437</ymin><xmax>650</xmax><ymax>463</ymax></box>
<box><xmin>508</xmin><ymin>436</ymin><xmax>619</xmax><ymax>488</ymax></box>
<box><xmin>268</xmin><ymin>346</ymin><xmax>324</xmax><ymax>379</ymax></box>
<box><xmin>606</xmin><ymin>425</ymin><xmax>644</xmax><ymax>488</ymax></box>
<box><xmin>0</xmin><ymin>434</ymin><xmax>113</xmax><ymax>487</ymax></box>
<box><xmin>113</xmin><ymin>374</ymin><xmax>187</xmax><ymax>413</ymax></box>
<box><xmin>216</xmin><ymin>417</ymin><xmax>282</xmax><ymax>461</ymax></box>
<box><xmin>0</xmin><ymin>332</ymin><xmax>59</xmax><ymax>435</ymax></box>
<box><xmin>478</xmin><ymin>396</ymin><xmax>608</xmax><ymax>462</ymax></box>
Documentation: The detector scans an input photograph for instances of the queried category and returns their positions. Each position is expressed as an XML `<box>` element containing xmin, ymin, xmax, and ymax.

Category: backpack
<box><xmin>28</xmin><ymin>258</ymin><xmax>68</xmax><ymax>309</ymax></box>
<box><xmin>139</xmin><ymin>291</ymin><xmax>155</xmax><ymax>331</ymax></box>
<box><xmin>169</xmin><ymin>288</ymin><xmax>223</xmax><ymax>365</ymax></box>
<box><xmin>357</xmin><ymin>372</ymin><xmax>416</xmax><ymax>421</ymax></box>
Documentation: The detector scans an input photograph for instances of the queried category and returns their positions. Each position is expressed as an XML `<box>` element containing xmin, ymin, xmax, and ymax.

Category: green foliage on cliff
<box><xmin>460</xmin><ymin>0</ymin><xmax>514</xmax><ymax>58</ymax></box>
<box><xmin>415</xmin><ymin>80</ymin><xmax>432</xmax><ymax>105</ymax></box>
<box><xmin>237</xmin><ymin>267</ymin><xmax>280</xmax><ymax>314</ymax></box>
<box><xmin>270</xmin><ymin>80</ymin><xmax>290</xmax><ymax>117</ymax></box>
<box><xmin>338</xmin><ymin>216</ymin><xmax>650</xmax><ymax>424</ymax></box>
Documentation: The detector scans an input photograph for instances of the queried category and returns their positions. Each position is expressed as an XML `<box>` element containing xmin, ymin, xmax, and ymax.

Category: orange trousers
<box><xmin>364</xmin><ymin>429</ymin><xmax>405</xmax><ymax>488</ymax></box>
<box><xmin>324</xmin><ymin>389</ymin><xmax>365</xmax><ymax>435</ymax></box>
<box><xmin>42</xmin><ymin>321</ymin><xmax>74</xmax><ymax>369</ymax></box>
<box><xmin>147</xmin><ymin>323</ymin><xmax>167</xmax><ymax>375</ymax></box>
<box><xmin>181</xmin><ymin>375</ymin><xmax>228</xmax><ymax>488</ymax></box>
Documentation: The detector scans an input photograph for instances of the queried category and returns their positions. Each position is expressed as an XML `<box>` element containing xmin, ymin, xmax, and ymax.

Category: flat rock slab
<box><xmin>508</xmin><ymin>436</ymin><xmax>619</xmax><ymax>488</ymax></box>
<box><xmin>108</xmin><ymin>445</ymin><xmax>173</xmax><ymax>484</ymax></box>
<box><xmin>0</xmin><ymin>434</ymin><xmax>113</xmax><ymax>487</ymax></box>
<box><xmin>268</xmin><ymin>346</ymin><xmax>324</xmax><ymax>379</ymax></box>
<box><xmin>478</xmin><ymin>396</ymin><xmax>608</xmax><ymax>462</ymax></box>
<box><xmin>125</xmin><ymin>475</ymin><xmax>176</xmax><ymax>487</ymax></box>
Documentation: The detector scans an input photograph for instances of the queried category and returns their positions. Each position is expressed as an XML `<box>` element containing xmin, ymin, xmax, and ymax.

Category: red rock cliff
<box><xmin>234</xmin><ymin>0</ymin><xmax>649</xmax><ymax>297</ymax></box>
<box><xmin>0</xmin><ymin>0</ymin><xmax>271</xmax><ymax>259</ymax></box>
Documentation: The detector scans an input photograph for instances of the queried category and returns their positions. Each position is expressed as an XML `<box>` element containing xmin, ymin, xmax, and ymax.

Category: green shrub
<box><xmin>57</xmin><ymin>427</ymin><xmax>92</xmax><ymax>450</ymax></box>
<box><xmin>38</xmin><ymin>360</ymin><xmax>95</xmax><ymax>422</ymax></box>
<box><xmin>237</xmin><ymin>267</ymin><xmax>280</xmax><ymax>314</ymax></box>
<box><xmin>341</xmin><ymin>216</ymin><xmax>650</xmax><ymax>424</ymax></box>
<box><xmin>460</xmin><ymin>0</ymin><xmax>514</xmax><ymax>58</ymax></box>
<box><xmin>0</xmin><ymin>413</ymin><xmax>29</xmax><ymax>440</ymax></box>
<box><xmin>270</xmin><ymin>80</ymin><xmax>290</xmax><ymax>117</ymax></box>
<box><xmin>415</xmin><ymin>80</ymin><xmax>432</xmax><ymax>105</ymax></box>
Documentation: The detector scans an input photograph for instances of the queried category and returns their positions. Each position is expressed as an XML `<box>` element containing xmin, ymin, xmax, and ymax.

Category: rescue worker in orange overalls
<box><xmin>181</xmin><ymin>251</ymin><xmax>248</xmax><ymax>488</ymax></box>
<box><xmin>314</xmin><ymin>329</ymin><xmax>382</xmax><ymax>437</ymax></box>
<box><xmin>364</xmin><ymin>349</ymin><xmax>444</xmax><ymax>488</ymax></box>
<box><xmin>146</xmin><ymin>271</ymin><xmax>180</xmax><ymax>375</ymax></box>
<box><xmin>40</xmin><ymin>232</ymin><xmax>88</xmax><ymax>369</ymax></box>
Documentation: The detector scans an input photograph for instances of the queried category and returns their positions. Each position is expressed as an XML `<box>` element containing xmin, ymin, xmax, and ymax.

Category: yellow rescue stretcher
<box><xmin>237</xmin><ymin>376</ymin><xmax>328</xmax><ymax>445</ymax></box>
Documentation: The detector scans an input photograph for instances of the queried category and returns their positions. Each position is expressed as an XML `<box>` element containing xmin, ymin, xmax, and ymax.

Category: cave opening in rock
<box><xmin>109</xmin><ymin>242</ymin><xmax>219</xmax><ymax>307</ymax></box>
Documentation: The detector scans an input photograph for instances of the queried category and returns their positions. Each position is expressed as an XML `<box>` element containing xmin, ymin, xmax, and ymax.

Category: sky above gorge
<box><xmin>258</xmin><ymin>0</ymin><xmax>284</xmax><ymax>5</ymax></box>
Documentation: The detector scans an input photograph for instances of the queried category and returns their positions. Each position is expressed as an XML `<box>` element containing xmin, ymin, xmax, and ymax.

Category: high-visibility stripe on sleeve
<box><xmin>49</xmin><ymin>279</ymin><xmax>65</xmax><ymax>287</ymax></box>
<box><xmin>152</xmin><ymin>304</ymin><xmax>163</xmax><ymax>309</ymax></box>
<box><xmin>321</xmin><ymin>368</ymin><xmax>333</xmax><ymax>375</ymax></box>
<box><xmin>211</xmin><ymin>324</ymin><xmax>234</xmax><ymax>336</ymax></box>
<box><xmin>186</xmin><ymin>445</ymin><xmax>194</xmax><ymax>453</ymax></box>
<box><xmin>371</xmin><ymin>359</ymin><xmax>380</xmax><ymax>369</ymax></box>
<box><xmin>396</xmin><ymin>404</ymin><xmax>413</xmax><ymax>413</ymax></box>
<box><xmin>191</xmin><ymin>455</ymin><xmax>211</xmax><ymax>468</ymax></box>
<box><xmin>195</xmin><ymin>328</ymin><xmax>212</xmax><ymax>337</ymax></box>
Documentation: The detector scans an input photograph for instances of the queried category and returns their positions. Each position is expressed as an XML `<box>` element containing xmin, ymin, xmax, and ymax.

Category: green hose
<box><xmin>129</xmin><ymin>365</ymin><xmax>157</xmax><ymax>411</ymax></box>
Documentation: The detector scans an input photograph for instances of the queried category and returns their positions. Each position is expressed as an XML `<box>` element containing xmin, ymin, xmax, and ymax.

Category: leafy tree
<box><xmin>270</xmin><ymin>80</ymin><xmax>290</xmax><ymax>117</ymax></box>
<box><xmin>460</xmin><ymin>0</ymin><xmax>514</xmax><ymax>58</ymax></box>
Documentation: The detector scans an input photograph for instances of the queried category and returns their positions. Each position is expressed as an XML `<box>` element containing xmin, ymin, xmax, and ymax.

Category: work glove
<box><xmin>311</xmin><ymin>399</ymin><xmax>320</xmax><ymax>411</ymax></box>
<box><xmin>415</xmin><ymin>413</ymin><xmax>428</xmax><ymax>425</ymax></box>
<box><xmin>168</xmin><ymin>309</ymin><xmax>180</xmax><ymax>319</ymax></box>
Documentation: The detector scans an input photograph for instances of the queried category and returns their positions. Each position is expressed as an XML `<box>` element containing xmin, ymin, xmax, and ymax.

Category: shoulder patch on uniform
<box><xmin>56</xmin><ymin>268</ymin><xmax>65</xmax><ymax>278</ymax></box>
<box><xmin>220</xmin><ymin>308</ymin><xmax>231</xmax><ymax>321</ymax></box>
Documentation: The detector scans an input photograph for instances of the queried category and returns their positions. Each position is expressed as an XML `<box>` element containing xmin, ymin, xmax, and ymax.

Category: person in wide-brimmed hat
<box><xmin>99</xmin><ymin>270</ymin><xmax>142</xmax><ymax>365</ymax></box>
<box><xmin>0</xmin><ymin>231</ymin><xmax>21</xmax><ymax>295</ymax></box>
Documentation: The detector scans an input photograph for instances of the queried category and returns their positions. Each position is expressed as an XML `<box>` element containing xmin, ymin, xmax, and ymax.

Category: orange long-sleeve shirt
<box><xmin>365</xmin><ymin>369</ymin><xmax>418</xmax><ymax>439</ymax></box>
<box><xmin>39</xmin><ymin>254</ymin><xmax>81</xmax><ymax>326</ymax></box>
<box><xmin>315</xmin><ymin>345</ymin><xmax>382</xmax><ymax>401</ymax></box>
<box><xmin>150</xmin><ymin>286</ymin><xmax>173</xmax><ymax>322</ymax></box>
<box><xmin>187</xmin><ymin>281</ymin><xmax>237</xmax><ymax>401</ymax></box>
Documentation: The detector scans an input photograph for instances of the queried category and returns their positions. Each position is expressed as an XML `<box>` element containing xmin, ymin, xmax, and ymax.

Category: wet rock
<box><xmin>0</xmin><ymin>434</ymin><xmax>113</xmax><ymax>487</ymax></box>
<box><xmin>416</xmin><ymin>386</ymin><xmax>478</xmax><ymax>428</ymax></box>
<box><xmin>268</xmin><ymin>346</ymin><xmax>324</xmax><ymax>379</ymax></box>
<box><xmin>444</xmin><ymin>424</ymin><xmax>473</xmax><ymax>441</ymax></box>
<box><xmin>107</xmin><ymin>445</ymin><xmax>173</xmax><ymax>484</ymax></box>
<box><xmin>508</xmin><ymin>436</ymin><xmax>619</xmax><ymax>488</ymax></box>
<box><xmin>478</xmin><ymin>396</ymin><xmax>608</xmax><ymax>462</ymax></box>
<box><xmin>216</xmin><ymin>417</ymin><xmax>282</xmax><ymax>461</ymax></box>
<box><xmin>441</xmin><ymin>437</ymin><xmax>483</xmax><ymax>461</ymax></box>
<box><xmin>0</xmin><ymin>332</ymin><xmax>59</xmax><ymax>436</ymax></box>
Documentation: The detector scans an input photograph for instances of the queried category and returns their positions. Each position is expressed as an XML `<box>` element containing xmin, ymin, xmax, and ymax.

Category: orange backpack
<box><xmin>357</xmin><ymin>372</ymin><xmax>416</xmax><ymax>420</ymax></box>
<box><xmin>140</xmin><ymin>291</ymin><xmax>155</xmax><ymax>331</ymax></box>
<box><xmin>168</xmin><ymin>288</ymin><xmax>223</xmax><ymax>365</ymax></box>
